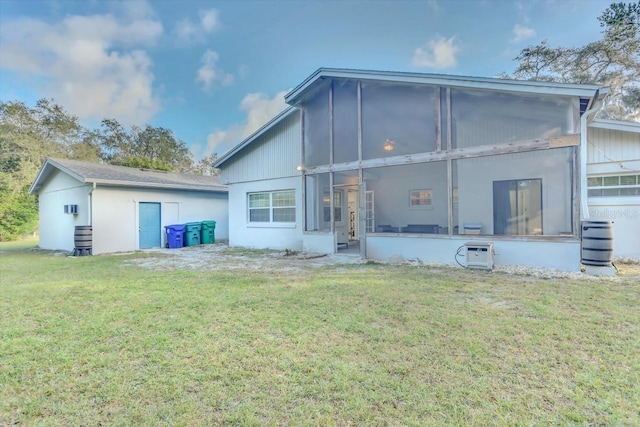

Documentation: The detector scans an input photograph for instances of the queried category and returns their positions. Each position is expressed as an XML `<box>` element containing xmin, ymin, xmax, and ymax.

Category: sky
<box><xmin>0</xmin><ymin>0</ymin><xmax>614</xmax><ymax>160</ymax></box>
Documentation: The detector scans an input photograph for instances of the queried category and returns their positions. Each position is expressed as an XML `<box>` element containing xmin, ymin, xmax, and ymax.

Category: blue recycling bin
<box><xmin>165</xmin><ymin>224</ymin><xmax>186</xmax><ymax>249</ymax></box>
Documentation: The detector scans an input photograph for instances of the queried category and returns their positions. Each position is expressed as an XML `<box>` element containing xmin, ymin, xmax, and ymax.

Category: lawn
<box><xmin>1</xmin><ymin>242</ymin><xmax>639</xmax><ymax>426</ymax></box>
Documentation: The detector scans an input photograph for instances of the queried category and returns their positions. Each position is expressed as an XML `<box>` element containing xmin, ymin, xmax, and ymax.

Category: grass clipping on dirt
<box><xmin>1</xmin><ymin>246</ymin><xmax>638</xmax><ymax>426</ymax></box>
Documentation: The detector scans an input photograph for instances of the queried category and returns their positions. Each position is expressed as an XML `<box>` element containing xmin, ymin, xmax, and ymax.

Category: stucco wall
<box><xmin>588</xmin><ymin>199</ymin><xmax>640</xmax><ymax>259</ymax></box>
<box><xmin>91</xmin><ymin>186</ymin><xmax>228</xmax><ymax>254</ymax></box>
<box><xmin>228</xmin><ymin>176</ymin><xmax>303</xmax><ymax>250</ymax></box>
<box><xmin>366</xmin><ymin>235</ymin><xmax>581</xmax><ymax>271</ymax></box>
<box><xmin>37</xmin><ymin>170</ymin><xmax>92</xmax><ymax>251</ymax></box>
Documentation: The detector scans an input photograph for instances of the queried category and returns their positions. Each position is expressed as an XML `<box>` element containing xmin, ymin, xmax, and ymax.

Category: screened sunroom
<box><xmin>287</xmin><ymin>69</ymin><xmax>600</xmax><ymax>265</ymax></box>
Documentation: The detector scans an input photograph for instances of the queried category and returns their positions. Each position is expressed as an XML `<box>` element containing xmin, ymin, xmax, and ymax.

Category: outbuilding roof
<box><xmin>29</xmin><ymin>158</ymin><xmax>228</xmax><ymax>195</ymax></box>
<box><xmin>285</xmin><ymin>68</ymin><xmax>607</xmax><ymax>105</ymax></box>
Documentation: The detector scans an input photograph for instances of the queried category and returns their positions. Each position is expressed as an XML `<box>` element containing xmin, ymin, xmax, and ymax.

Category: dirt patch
<box><xmin>123</xmin><ymin>243</ymin><xmax>640</xmax><ymax>283</ymax></box>
<box><xmin>124</xmin><ymin>243</ymin><xmax>363</xmax><ymax>272</ymax></box>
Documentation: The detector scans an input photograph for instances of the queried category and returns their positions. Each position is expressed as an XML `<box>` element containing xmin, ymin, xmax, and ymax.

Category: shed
<box><xmin>29</xmin><ymin>158</ymin><xmax>228</xmax><ymax>254</ymax></box>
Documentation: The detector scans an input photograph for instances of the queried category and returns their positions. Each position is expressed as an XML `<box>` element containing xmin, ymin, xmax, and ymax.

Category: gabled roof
<box><xmin>285</xmin><ymin>68</ymin><xmax>608</xmax><ymax>105</ymax></box>
<box><xmin>589</xmin><ymin>118</ymin><xmax>640</xmax><ymax>133</ymax></box>
<box><xmin>213</xmin><ymin>106</ymin><xmax>297</xmax><ymax>168</ymax></box>
<box><xmin>29</xmin><ymin>158</ymin><xmax>228</xmax><ymax>195</ymax></box>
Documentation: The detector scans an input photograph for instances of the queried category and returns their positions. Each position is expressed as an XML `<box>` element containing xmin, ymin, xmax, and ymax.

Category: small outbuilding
<box><xmin>29</xmin><ymin>158</ymin><xmax>228</xmax><ymax>254</ymax></box>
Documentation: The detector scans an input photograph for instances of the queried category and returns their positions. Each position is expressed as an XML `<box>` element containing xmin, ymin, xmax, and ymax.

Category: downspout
<box><xmin>579</xmin><ymin>89</ymin><xmax>603</xmax><ymax>221</ymax></box>
<box><xmin>87</xmin><ymin>182</ymin><xmax>96</xmax><ymax>226</ymax></box>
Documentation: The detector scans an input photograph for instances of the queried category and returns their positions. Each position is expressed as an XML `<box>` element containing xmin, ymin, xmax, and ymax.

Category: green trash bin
<box><xmin>201</xmin><ymin>220</ymin><xmax>216</xmax><ymax>244</ymax></box>
<box><xmin>184</xmin><ymin>222</ymin><xmax>202</xmax><ymax>246</ymax></box>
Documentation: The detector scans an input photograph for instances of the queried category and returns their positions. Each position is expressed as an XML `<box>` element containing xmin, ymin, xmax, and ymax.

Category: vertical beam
<box><xmin>435</xmin><ymin>86</ymin><xmax>442</xmax><ymax>152</ymax></box>
<box><xmin>572</xmin><ymin>146</ymin><xmax>580</xmax><ymax>236</ymax></box>
<box><xmin>447</xmin><ymin>159</ymin><xmax>453</xmax><ymax>235</ymax></box>
<box><xmin>357</xmin><ymin>81</ymin><xmax>363</xmax><ymax>162</ymax></box>
<box><xmin>446</xmin><ymin>87</ymin><xmax>452</xmax><ymax>150</ymax></box>
<box><xmin>300</xmin><ymin>107</ymin><xmax>306</xmax><ymax>232</ymax></box>
<box><xmin>329</xmin><ymin>80</ymin><xmax>334</xmax><ymax>165</ymax></box>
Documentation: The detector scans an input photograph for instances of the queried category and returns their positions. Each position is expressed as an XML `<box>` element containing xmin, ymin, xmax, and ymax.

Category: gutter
<box><xmin>580</xmin><ymin>89</ymin><xmax>604</xmax><ymax>221</ymax></box>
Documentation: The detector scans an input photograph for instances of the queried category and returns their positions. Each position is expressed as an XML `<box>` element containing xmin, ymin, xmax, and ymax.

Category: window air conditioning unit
<box><xmin>64</xmin><ymin>204</ymin><xmax>78</xmax><ymax>214</ymax></box>
<box><xmin>465</xmin><ymin>242</ymin><xmax>494</xmax><ymax>270</ymax></box>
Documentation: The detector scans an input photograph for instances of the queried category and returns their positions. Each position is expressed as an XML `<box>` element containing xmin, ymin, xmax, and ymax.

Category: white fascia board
<box><xmin>29</xmin><ymin>158</ymin><xmax>85</xmax><ymax>195</ymax></box>
<box><xmin>285</xmin><ymin>68</ymin><xmax>605</xmax><ymax>105</ymax></box>
<box><xmin>590</xmin><ymin>119</ymin><xmax>640</xmax><ymax>133</ymax></box>
<box><xmin>214</xmin><ymin>106</ymin><xmax>297</xmax><ymax>168</ymax></box>
<box><xmin>87</xmin><ymin>179</ymin><xmax>228</xmax><ymax>193</ymax></box>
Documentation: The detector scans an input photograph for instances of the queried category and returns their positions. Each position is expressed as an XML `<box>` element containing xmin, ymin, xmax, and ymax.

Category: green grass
<box><xmin>1</xmin><ymin>247</ymin><xmax>639</xmax><ymax>426</ymax></box>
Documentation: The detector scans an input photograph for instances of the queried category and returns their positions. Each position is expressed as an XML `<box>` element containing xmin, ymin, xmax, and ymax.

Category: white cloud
<box><xmin>196</xmin><ymin>49</ymin><xmax>234</xmax><ymax>92</ymax></box>
<box><xmin>174</xmin><ymin>8</ymin><xmax>220</xmax><ymax>42</ymax></box>
<box><xmin>0</xmin><ymin>13</ymin><xmax>162</xmax><ymax>126</ymax></box>
<box><xmin>412</xmin><ymin>36</ymin><xmax>460</xmax><ymax>69</ymax></box>
<box><xmin>199</xmin><ymin>9</ymin><xmax>221</xmax><ymax>33</ymax></box>
<box><xmin>510</xmin><ymin>24</ymin><xmax>536</xmax><ymax>43</ymax></box>
<box><xmin>205</xmin><ymin>90</ymin><xmax>290</xmax><ymax>156</ymax></box>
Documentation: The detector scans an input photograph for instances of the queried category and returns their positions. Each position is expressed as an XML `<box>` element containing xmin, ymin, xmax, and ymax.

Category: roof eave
<box><xmin>285</xmin><ymin>68</ymin><xmax>606</xmax><ymax>105</ymax></box>
<box><xmin>590</xmin><ymin>118</ymin><xmax>640</xmax><ymax>133</ymax></box>
<box><xmin>86</xmin><ymin>179</ymin><xmax>228</xmax><ymax>192</ymax></box>
<box><xmin>29</xmin><ymin>158</ymin><xmax>87</xmax><ymax>195</ymax></box>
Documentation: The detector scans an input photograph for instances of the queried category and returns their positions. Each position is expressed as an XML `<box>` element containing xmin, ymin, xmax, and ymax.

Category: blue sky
<box><xmin>0</xmin><ymin>0</ymin><xmax>612</xmax><ymax>159</ymax></box>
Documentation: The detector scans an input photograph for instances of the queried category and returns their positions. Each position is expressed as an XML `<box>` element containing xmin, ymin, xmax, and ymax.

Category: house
<box><xmin>29</xmin><ymin>158</ymin><xmax>228</xmax><ymax>254</ymax></box>
<box><xmin>214</xmin><ymin>68</ymin><xmax>619</xmax><ymax>271</ymax></box>
<box><xmin>586</xmin><ymin>119</ymin><xmax>640</xmax><ymax>259</ymax></box>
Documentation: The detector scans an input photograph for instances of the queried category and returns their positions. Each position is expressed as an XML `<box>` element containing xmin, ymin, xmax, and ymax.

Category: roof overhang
<box><xmin>29</xmin><ymin>158</ymin><xmax>228</xmax><ymax>195</ymax></box>
<box><xmin>589</xmin><ymin>118</ymin><xmax>640</xmax><ymax>133</ymax></box>
<box><xmin>214</xmin><ymin>106</ymin><xmax>297</xmax><ymax>168</ymax></box>
<box><xmin>285</xmin><ymin>68</ymin><xmax>608</xmax><ymax>105</ymax></box>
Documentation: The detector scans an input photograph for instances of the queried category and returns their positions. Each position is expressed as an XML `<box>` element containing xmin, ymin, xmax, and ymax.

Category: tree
<box><xmin>503</xmin><ymin>1</ymin><xmax>640</xmax><ymax>121</ymax></box>
<box><xmin>98</xmin><ymin>121</ymin><xmax>194</xmax><ymax>173</ymax></box>
<box><xmin>0</xmin><ymin>99</ymin><xmax>102</xmax><ymax>240</ymax></box>
<box><xmin>191</xmin><ymin>153</ymin><xmax>220</xmax><ymax>176</ymax></box>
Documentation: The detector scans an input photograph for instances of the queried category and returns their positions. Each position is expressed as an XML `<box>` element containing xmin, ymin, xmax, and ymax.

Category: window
<box><xmin>323</xmin><ymin>190</ymin><xmax>343</xmax><ymax>222</ymax></box>
<box><xmin>493</xmin><ymin>179</ymin><xmax>542</xmax><ymax>235</ymax></box>
<box><xmin>248</xmin><ymin>190</ymin><xmax>296</xmax><ymax>223</ymax></box>
<box><xmin>409</xmin><ymin>189</ymin><xmax>433</xmax><ymax>208</ymax></box>
<box><xmin>588</xmin><ymin>175</ymin><xmax>640</xmax><ymax>197</ymax></box>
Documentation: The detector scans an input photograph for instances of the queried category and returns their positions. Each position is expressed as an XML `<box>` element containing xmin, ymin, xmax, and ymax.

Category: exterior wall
<box><xmin>587</xmin><ymin>126</ymin><xmax>640</xmax><ymax>166</ymax></box>
<box><xmin>366</xmin><ymin>235</ymin><xmax>581</xmax><ymax>271</ymax></box>
<box><xmin>37</xmin><ymin>170</ymin><xmax>92</xmax><ymax>251</ymax></box>
<box><xmin>91</xmin><ymin>186</ymin><xmax>228</xmax><ymax>254</ymax></box>
<box><xmin>227</xmin><ymin>176</ymin><xmax>303</xmax><ymax>250</ymax></box>
<box><xmin>219</xmin><ymin>113</ymin><xmax>301</xmax><ymax>184</ymax></box>
<box><xmin>587</xmin><ymin>124</ymin><xmax>640</xmax><ymax>259</ymax></box>
<box><xmin>588</xmin><ymin>199</ymin><xmax>640</xmax><ymax>259</ymax></box>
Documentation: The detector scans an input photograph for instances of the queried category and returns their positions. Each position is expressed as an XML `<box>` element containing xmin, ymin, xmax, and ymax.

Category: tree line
<box><xmin>0</xmin><ymin>98</ymin><xmax>218</xmax><ymax>241</ymax></box>
<box><xmin>0</xmin><ymin>2</ymin><xmax>637</xmax><ymax>241</ymax></box>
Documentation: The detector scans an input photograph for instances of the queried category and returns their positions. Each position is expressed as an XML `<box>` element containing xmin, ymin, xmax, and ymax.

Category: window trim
<box><xmin>248</xmin><ymin>190</ymin><xmax>296</xmax><ymax>225</ymax></box>
<box><xmin>588</xmin><ymin>174</ymin><xmax>640</xmax><ymax>197</ymax></box>
<box><xmin>409</xmin><ymin>189</ymin><xmax>433</xmax><ymax>209</ymax></box>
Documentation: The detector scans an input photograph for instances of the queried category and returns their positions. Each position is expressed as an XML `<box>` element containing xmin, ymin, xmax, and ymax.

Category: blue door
<box><xmin>139</xmin><ymin>202</ymin><xmax>161</xmax><ymax>249</ymax></box>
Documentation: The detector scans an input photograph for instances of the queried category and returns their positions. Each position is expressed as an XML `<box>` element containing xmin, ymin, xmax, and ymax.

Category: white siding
<box><xmin>587</xmin><ymin>127</ymin><xmax>640</xmax><ymax>165</ymax></box>
<box><xmin>220</xmin><ymin>114</ymin><xmax>301</xmax><ymax>184</ymax></box>
<box><xmin>38</xmin><ymin>170</ymin><xmax>92</xmax><ymax>251</ymax></box>
<box><xmin>92</xmin><ymin>187</ymin><xmax>229</xmax><ymax>254</ymax></box>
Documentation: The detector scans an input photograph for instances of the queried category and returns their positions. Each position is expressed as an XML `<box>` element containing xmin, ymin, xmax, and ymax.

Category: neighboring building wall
<box><xmin>587</xmin><ymin>123</ymin><xmax>640</xmax><ymax>259</ymax></box>
<box><xmin>92</xmin><ymin>187</ymin><xmax>229</xmax><ymax>254</ymax></box>
<box><xmin>37</xmin><ymin>170</ymin><xmax>92</xmax><ymax>251</ymax></box>
<box><xmin>228</xmin><ymin>177</ymin><xmax>303</xmax><ymax>250</ymax></box>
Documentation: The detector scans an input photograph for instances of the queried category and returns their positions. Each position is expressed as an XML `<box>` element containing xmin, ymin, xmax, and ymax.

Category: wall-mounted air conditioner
<box><xmin>64</xmin><ymin>204</ymin><xmax>78</xmax><ymax>214</ymax></box>
<box><xmin>465</xmin><ymin>242</ymin><xmax>494</xmax><ymax>270</ymax></box>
